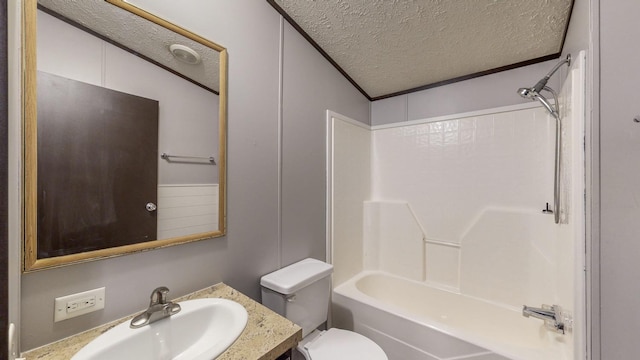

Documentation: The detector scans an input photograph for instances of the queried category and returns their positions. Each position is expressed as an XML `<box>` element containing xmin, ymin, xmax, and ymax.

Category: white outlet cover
<box><xmin>54</xmin><ymin>287</ymin><xmax>105</xmax><ymax>322</ymax></box>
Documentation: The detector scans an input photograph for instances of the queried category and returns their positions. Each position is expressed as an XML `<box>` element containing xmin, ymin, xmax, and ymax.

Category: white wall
<box><xmin>370</xmin><ymin>105</ymin><xmax>559</xmax><ymax>306</ymax></box>
<box><xmin>16</xmin><ymin>0</ymin><xmax>369</xmax><ymax>351</ymax></box>
<box><xmin>329</xmin><ymin>114</ymin><xmax>371</xmax><ymax>286</ymax></box>
<box><xmin>332</xmin><ymin>83</ymin><xmax>586</xmax><ymax>358</ymax></box>
<box><xmin>330</xmin><ymin>100</ymin><xmax>585</xmax><ymax>359</ymax></box>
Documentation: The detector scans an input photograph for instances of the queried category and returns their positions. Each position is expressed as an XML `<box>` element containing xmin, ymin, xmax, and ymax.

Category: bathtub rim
<box><xmin>333</xmin><ymin>270</ymin><xmax>569</xmax><ymax>360</ymax></box>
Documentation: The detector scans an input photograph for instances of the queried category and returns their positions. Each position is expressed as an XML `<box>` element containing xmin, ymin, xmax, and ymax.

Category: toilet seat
<box><xmin>300</xmin><ymin>328</ymin><xmax>387</xmax><ymax>360</ymax></box>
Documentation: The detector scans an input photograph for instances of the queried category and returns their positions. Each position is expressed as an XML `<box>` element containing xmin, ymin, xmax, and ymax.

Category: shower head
<box><xmin>518</xmin><ymin>87</ymin><xmax>535</xmax><ymax>99</ymax></box>
<box><xmin>517</xmin><ymin>55</ymin><xmax>571</xmax><ymax>117</ymax></box>
<box><xmin>517</xmin><ymin>86</ymin><xmax>558</xmax><ymax>119</ymax></box>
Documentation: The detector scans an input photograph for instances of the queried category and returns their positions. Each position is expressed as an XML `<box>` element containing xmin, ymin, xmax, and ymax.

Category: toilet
<box><xmin>260</xmin><ymin>258</ymin><xmax>388</xmax><ymax>360</ymax></box>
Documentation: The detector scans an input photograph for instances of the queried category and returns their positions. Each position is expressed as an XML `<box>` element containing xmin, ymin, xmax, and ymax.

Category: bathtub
<box><xmin>332</xmin><ymin>271</ymin><xmax>572</xmax><ymax>360</ymax></box>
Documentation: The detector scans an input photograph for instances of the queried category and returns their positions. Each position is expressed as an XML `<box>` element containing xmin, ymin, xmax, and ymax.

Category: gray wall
<box><xmin>281</xmin><ymin>22</ymin><xmax>370</xmax><ymax>267</ymax></box>
<box><xmin>371</xmin><ymin>59</ymin><xmax>563</xmax><ymax>126</ymax></box>
<box><xmin>561</xmin><ymin>0</ymin><xmax>591</xmax><ymax>59</ymax></box>
<box><xmin>17</xmin><ymin>1</ymin><xmax>368</xmax><ymax>350</ymax></box>
<box><xmin>600</xmin><ymin>1</ymin><xmax>640</xmax><ymax>359</ymax></box>
<box><xmin>8</xmin><ymin>1</ymin><xmax>23</xmax><ymax>356</ymax></box>
<box><xmin>1</xmin><ymin>0</ymin><xmax>8</xmax><ymax>356</ymax></box>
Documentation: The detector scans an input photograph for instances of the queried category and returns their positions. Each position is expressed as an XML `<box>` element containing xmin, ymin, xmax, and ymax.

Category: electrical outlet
<box><xmin>54</xmin><ymin>287</ymin><xmax>105</xmax><ymax>322</ymax></box>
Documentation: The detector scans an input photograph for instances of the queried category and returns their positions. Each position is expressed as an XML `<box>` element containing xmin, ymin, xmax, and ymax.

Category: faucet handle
<box><xmin>150</xmin><ymin>286</ymin><xmax>170</xmax><ymax>305</ymax></box>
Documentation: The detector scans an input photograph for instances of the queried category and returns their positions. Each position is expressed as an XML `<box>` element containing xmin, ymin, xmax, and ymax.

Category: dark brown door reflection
<box><xmin>37</xmin><ymin>71</ymin><xmax>158</xmax><ymax>257</ymax></box>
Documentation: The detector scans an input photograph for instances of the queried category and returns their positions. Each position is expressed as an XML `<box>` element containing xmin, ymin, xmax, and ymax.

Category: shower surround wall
<box><xmin>329</xmin><ymin>51</ymin><xmax>586</xmax><ymax>360</ymax></box>
<box><xmin>371</xmin><ymin>105</ymin><xmax>557</xmax><ymax>295</ymax></box>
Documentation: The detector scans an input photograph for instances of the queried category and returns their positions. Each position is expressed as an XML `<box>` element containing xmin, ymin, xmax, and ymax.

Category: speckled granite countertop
<box><xmin>23</xmin><ymin>283</ymin><xmax>302</xmax><ymax>360</ymax></box>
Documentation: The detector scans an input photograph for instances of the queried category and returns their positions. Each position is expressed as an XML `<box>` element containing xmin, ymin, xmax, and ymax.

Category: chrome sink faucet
<box><xmin>130</xmin><ymin>286</ymin><xmax>181</xmax><ymax>329</ymax></box>
<box><xmin>522</xmin><ymin>304</ymin><xmax>571</xmax><ymax>334</ymax></box>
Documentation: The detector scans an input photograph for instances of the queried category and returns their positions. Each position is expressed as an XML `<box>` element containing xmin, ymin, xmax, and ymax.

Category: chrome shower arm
<box><xmin>545</xmin><ymin>55</ymin><xmax>571</xmax><ymax>80</ymax></box>
<box><xmin>532</xmin><ymin>55</ymin><xmax>571</xmax><ymax>93</ymax></box>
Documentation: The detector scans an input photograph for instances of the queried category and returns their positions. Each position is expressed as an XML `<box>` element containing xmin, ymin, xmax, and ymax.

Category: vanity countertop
<box><xmin>22</xmin><ymin>283</ymin><xmax>302</xmax><ymax>360</ymax></box>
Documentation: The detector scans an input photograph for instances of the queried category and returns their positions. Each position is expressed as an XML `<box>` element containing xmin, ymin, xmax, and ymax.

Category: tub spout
<box><xmin>522</xmin><ymin>304</ymin><xmax>570</xmax><ymax>334</ymax></box>
<box><xmin>523</xmin><ymin>305</ymin><xmax>557</xmax><ymax>321</ymax></box>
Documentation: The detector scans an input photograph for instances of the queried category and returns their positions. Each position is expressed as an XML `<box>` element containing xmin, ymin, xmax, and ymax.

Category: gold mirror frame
<box><xmin>22</xmin><ymin>0</ymin><xmax>228</xmax><ymax>271</ymax></box>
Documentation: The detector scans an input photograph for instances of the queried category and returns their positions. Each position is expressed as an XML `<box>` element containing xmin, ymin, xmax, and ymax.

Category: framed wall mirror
<box><xmin>22</xmin><ymin>0</ymin><xmax>227</xmax><ymax>271</ymax></box>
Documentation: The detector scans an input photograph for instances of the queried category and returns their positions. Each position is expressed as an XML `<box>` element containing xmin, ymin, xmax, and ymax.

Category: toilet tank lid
<box><xmin>260</xmin><ymin>258</ymin><xmax>333</xmax><ymax>295</ymax></box>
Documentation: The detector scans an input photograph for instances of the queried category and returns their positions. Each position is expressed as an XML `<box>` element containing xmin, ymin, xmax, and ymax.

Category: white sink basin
<box><xmin>72</xmin><ymin>298</ymin><xmax>248</xmax><ymax>360</ymax></box>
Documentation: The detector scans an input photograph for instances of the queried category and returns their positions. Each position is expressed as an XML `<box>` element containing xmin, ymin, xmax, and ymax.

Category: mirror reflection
<box><xmin>23</xmin><ymin>0</ymin><xmax>227</xmax><ymax>271</ymax></box>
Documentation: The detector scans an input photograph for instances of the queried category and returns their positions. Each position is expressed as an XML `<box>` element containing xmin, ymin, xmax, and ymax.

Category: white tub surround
<box><xmin>327</xmin><ymin>50</ymin><xmax>586</xmax><ymax>360</ymax></box>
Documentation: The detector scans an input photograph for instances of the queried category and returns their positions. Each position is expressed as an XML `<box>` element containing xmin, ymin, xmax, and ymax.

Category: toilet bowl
<box><xmin>297</xmin><ymin>328</ymin><xmax>387</xmax><ymax>360</ymax></box>
<box><xmin>260</xmin><ymin>258</ymin><xmax>388</xmax><ymax>360</ymax></box>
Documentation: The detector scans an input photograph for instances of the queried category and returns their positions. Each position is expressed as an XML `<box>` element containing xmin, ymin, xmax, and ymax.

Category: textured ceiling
<box><xmin>37</xmin><ymin>0</ymin><xmax>220</xmax><ymax>93</ymax></box>
<box><xmin>272</xmin><ymin>0</ymin><xmax>573</xmax><ymax>99</ymax></box>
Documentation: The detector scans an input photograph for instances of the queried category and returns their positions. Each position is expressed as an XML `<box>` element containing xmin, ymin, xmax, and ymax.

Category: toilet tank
<box><xmin>260</xmin><ymin>258</ymin><xmax>333</xmax><ymax>337</ymax></box>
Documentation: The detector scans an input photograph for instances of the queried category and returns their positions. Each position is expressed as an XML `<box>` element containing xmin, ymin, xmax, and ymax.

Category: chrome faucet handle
<box><xmin>150</xmin><ymin>286</ymin><xmax>170</xmax><ymax>306</ymax></box>
<box><xmin>131</xmin><ymin>286</ymin><xmax>180</xmax><ymax>329</ymax></box>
